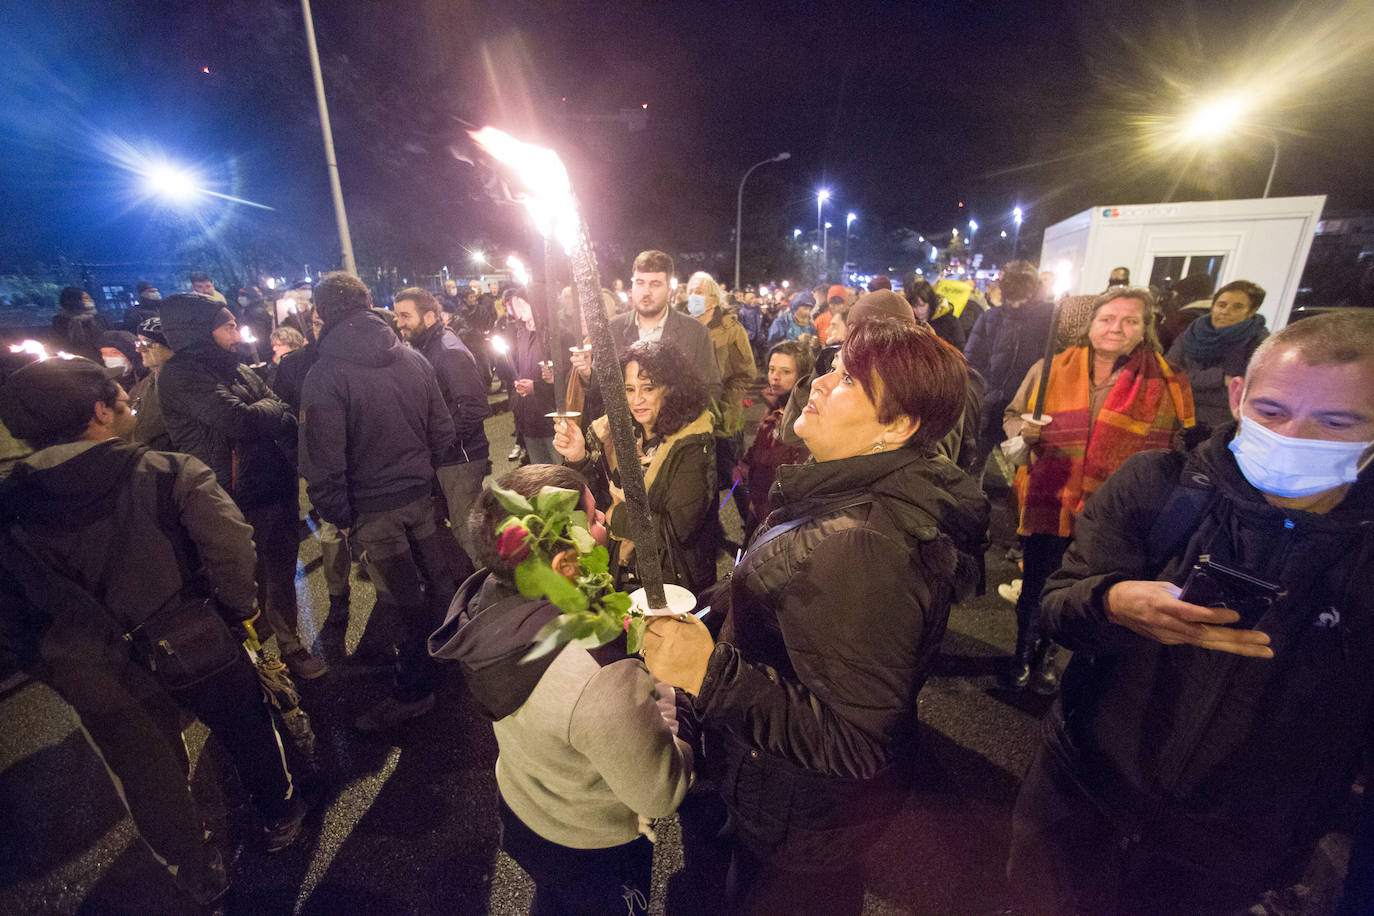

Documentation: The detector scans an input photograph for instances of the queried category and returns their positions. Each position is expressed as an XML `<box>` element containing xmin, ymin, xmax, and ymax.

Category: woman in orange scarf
<box><xmin>1001</xmin><ymin>288</ymin><xmax>1194</xmax><ymax>693</ymax></box>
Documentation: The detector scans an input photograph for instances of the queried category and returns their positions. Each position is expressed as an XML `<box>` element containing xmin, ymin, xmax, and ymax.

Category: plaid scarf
<box><xmin>1016</xmin><ymin>346</ymin><xmax>1194</xmax><ymax>537</ymax></box>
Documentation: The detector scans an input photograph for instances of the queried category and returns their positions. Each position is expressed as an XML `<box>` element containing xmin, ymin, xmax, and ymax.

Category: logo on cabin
<box><xmin>1102</xmin><ymin>208</ymin><xmax>1120</xmax><ymax>218</ymax></box>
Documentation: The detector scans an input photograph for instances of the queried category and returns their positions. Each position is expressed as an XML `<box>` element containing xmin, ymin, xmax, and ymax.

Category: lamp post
<box><xmin>300</xmin><ymin>0</ymin><xmax>356</xmax><ymax>273</ymax></box>
<box><xmin>823</xmin><ymin>221</ymin><xmax>832</xmax><ymax>276</ymax></box>
<box><xmin>1012</xmin><ymin>206</ymin><xmax>1023</xmax><ymax>258</ymax></box>
<box><xmin>844</xmin><ymin>212</ymin><xmax>856</xmax><ymax>276</ymax></box>
<box><xmin>734</xmin><ymin>152</ymin><xmax>791</xmax><ymax>290</ymax></box>
<box><xmin>816</xmin><ymin>189</ymin><xmax>830</xmax><ymax>275</ymax></box>
<box><xmin>968</xmin><ymin>219</ymin><xmax>978</xmax><ymax>261</ymax></box>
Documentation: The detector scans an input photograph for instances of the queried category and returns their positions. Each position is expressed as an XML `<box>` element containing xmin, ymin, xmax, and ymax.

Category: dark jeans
<box><xmin>243</xmin><ymin>500</ymin><xmax>304</xmax><ymax>654</ymax></box>
<box><xmin>1015</xmin><ymin>534</ymin><xmax>1072</xmax><ymax>644</ymax></box>
<box><xmin>498</xmin><ymin>799</ymin><xmax>652</xmax><ymax>916</ymax></box>
<box><xmin>351</xmin><ymin>493</ymin><xmax>456</xmax><ymax>702</ymax></box>
<box><xmin>42</xmin><ymin>647</ymin><xmax>294</xmax><ymax>876</ymax></box>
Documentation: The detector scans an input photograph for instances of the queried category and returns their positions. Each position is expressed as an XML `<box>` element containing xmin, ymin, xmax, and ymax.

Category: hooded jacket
<box><xmin>695</xmin><ymin>447</ymin><xmax>989</xmax><ymax>866</ymax></box>
<box><xmin>1038</xmin><ymin>423</ymin><xmax>1374</xmax><ymax>896</ymax></box>
<box><xmin>429</xmin><ymin>570</ymin><xmax>695</xmax><ymax>849</ymax></box>
<box><xmin>0</xmin><ymin>440</ymin><xmax>258</xmax><ymax>669</ymax></box>
<box><xmin>962</xmin><ymin>298</ymin><xmax>1056</xmax><ymax>405</ymax></box>
<box><xmin>299</xmin><ymin>310</ymin><xmax>455</xmax><ymax>529</ymax></box>
<box><xmin>411</xmin><ymin>320</ymin><xmax>490</xmax><ymax>465</ymax></box>
<box><xmin>158</xmin><ymin>298</ymin><xmax>297</xmax><ymax>511</ymax></box>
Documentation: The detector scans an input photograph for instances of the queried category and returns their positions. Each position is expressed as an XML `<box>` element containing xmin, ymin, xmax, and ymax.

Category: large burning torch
<box><xmin>469</xmin><ymin>127</ymin><xmax>670</xmax><ymax>612</ymax></box>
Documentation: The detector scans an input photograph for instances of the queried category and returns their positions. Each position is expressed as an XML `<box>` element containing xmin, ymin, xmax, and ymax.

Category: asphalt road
<box><xmin>0</xmin><ymin>386</ymin><xmax>1354</xmax><ymax>915</ymax></box>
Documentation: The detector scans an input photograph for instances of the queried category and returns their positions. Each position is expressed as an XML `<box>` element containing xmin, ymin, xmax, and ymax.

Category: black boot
<box><xmin>1000</xmin><ymin>631</ymin><xmax>1038</xmax><ymax>690</ymax></box>
<box><xmin>1029</xmin><ymin>642</ymin><xmax>1061</xmax><ymax>696</ymax></box>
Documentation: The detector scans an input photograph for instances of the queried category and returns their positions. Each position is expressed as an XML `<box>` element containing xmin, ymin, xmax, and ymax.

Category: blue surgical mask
<box><xmin>687</xmin><ymin>294</ymin><xmax>707</xmax><ymax>316</ymax></box>
<box><xmin>1230</xmin><ymin>416</ymin><xmax>1373</xmax><ymax>498</ymax></box>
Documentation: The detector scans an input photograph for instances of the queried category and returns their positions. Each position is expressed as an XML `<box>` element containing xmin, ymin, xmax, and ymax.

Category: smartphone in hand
<box><xmin>1178</xmin><ymin>555</ymin><xmax>1286</xmax><ymax>629</ymax></box>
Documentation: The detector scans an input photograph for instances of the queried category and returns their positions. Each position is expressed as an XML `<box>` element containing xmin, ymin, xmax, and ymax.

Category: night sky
<box><xmin>2</xmin><ymin>0</ymin><xmax>1372</xmax><ymax>283</ymax></box>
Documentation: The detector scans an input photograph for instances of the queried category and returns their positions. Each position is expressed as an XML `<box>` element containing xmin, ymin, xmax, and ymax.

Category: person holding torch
<box><xmin>1000</xmin><ymin>287</ymin><xmax>1194</xmax><ymax>693</ymax></box>
<box><xmin>639</xmin><ymin>315</ymin><xmax>989</xmax><ymax>913</ymax></box>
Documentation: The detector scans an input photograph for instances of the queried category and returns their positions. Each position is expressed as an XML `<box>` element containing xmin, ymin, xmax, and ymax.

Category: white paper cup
<box><xmin>630</xmin><ymin>584</ymin><xmax>696</xmax><ymax>616</ymax></box>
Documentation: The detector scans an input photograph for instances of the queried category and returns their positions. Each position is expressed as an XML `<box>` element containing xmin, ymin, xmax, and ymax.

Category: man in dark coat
<box><xmin>609</xmin><ymin>250</ymin><xmax>722</xmax><ymax>403</ymax></box>
<box><xmin>393</xmin><ymin>287</ymin><xmax>490</xmax><ymax>561</ymax></box>
<box><xmin>299</xmin><ymin>272</ymin><xmax>458</xmax><ymax>731</ymax></box>
<box><xmin>1009</xmin><ymin>310</ymin><xmax>1374</xmax><ymax>913</ymax></box>
<box><xmin>0</xmin><ymin>357</ymin><xmax>304</xmax><ymax>905</ymax></box>
<box><xmin>157</xmin><ymin>293</ymin><xmax>325</xmax><ymax>679</ymax></box>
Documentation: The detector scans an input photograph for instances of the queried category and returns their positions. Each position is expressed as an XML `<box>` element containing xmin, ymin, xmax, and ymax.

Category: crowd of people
<box><xmin>1</xmin><ymin>250</ymin><xmax>1372</xmax><ymax>915</ymax></box>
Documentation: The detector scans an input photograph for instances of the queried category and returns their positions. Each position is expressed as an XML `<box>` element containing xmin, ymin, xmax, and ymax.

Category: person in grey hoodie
<box><xmin>429</xmin><ymin>464</ymin><xmax>695</xmax><ymax>915</ymax></box>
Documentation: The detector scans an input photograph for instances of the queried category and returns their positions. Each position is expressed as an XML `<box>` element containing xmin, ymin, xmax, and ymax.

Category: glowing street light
<box><xmin>1012</xmin><ymin>206</ymin><xmax>1024</xmax><ymax>257</ymax></box>
<box><xmin>136</xmin><ymin>157</ymin><xmax>274</xmax><ymax>210</ymax></box>
<box><xmin>1013</xmin><ymin>206</ymin><xmax>1023</xmax><ymax>225</ymax></box>
<box><xmin>793</xmin><ymin>228</ymin><xmax>802</xmax><ymax>239</ymax></box>
<box><xmin>968</xmin><ymin>219</ymin><xmax>978</xmax><ymax>236</ymax></box>
<box><xmin>1179</xmin><ymin>93</ymin><xmax>1280</xmax><ymax>197</ymax></box>
<box><xmin>471</xmin><ymin>250</ymin><xmax>487</xmax><ymax>265</ymax></box>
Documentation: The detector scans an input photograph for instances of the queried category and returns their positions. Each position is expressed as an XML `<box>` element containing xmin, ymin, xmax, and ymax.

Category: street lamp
<box><xmin>844</xmin><ymin>212</ymin><xmax>856</xmax><ymax>274</ymax></box>
<box><xmin>471</xmin><ymin>250</ymin><xmax>487</xmax><ymax>266</ymax></box>
<box><xmin>1013</xmin><ymin>206</ymin><xmax>1023</xmax><ymax>258</ymax></box>
<box><xmin>793</xmin><ymin>228</ymin><xmax>802</xmax><ymax>239</ymax></box>
<box><xmin>1180</xmin><ymin>93</ymin><xmax>1281</xmax><ymax>198</ymax></box>
<box><xmin>816</xmin><ymin>189</ymin><xmax>830</xmax><ymax>275</ymax></box>
<box><xmin>734</xmin><ymin>151</ymin><xmax>791</xmax><ymax>289</ymax></box>
<box><xmin>137</xmin><ymin>157</ymin><xmax>274</xmax><ymax>210</ymax></box>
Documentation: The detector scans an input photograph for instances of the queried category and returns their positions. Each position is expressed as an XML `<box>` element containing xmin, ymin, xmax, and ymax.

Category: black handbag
<box><xmin>3</xmin><ymin>503</ymin><xmax>246</xmax><ymax>692</ymax></box>
<box><xmin>124</xmin><ymin>590</ymin><xmax>245</xmax><ymax>690</ymax></box>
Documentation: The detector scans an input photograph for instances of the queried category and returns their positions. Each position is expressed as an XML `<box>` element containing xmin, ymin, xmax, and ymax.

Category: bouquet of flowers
<box><xmin>491</xmin><ymin>484</ymin><xmax>646</xmax><ymax>660</ymax></box>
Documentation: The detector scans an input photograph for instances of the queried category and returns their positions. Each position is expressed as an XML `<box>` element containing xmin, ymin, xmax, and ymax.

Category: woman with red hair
<box><xmin>641</xmin><ymin>314</ymin><xmax>989</xmax><ymax>913</ymax></box>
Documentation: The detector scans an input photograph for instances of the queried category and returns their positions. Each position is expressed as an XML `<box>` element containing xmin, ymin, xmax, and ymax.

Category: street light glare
<box><xmin>817</xmin><ymin>189</ymin><xmax>830</xmax><ymax>203</ymax></box>
<box><xmin>143</xmin><ymin>162</ymin><xmax>202</xmax><ymax>204</ymax></box>
<box><xmin>471</xmin><ymin>250</ymin><xmax>486</xmax><ymax>264</ymax></box>
<box><xmin>1184</xmin><ymin>93</ymin><xmax>1247</xmax><ymax>138</ymax></box>
<box><xmin>847</xmin><ymin>212</ymin><xmax>856</xmax><ymax>224</ymax></box>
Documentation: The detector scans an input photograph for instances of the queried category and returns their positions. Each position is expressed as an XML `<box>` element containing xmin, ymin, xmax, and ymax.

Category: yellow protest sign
<box><xmin>935</xmin><ymin>279</ymin><xmax>972</xmax><ymax>316</ymax></box>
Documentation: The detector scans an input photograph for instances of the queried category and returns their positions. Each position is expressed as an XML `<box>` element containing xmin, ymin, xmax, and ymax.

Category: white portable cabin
<box><xmin>1038</xmin><ymin>195</ymin><xmax>1326</xmax><ymax>329</ymax></box>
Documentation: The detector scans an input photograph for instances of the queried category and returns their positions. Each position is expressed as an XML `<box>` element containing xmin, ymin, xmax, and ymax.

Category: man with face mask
<box><xmin>1008</xmin><ymin>310</ymin><xmax>1374</xmax><ymax>914</ymax></box>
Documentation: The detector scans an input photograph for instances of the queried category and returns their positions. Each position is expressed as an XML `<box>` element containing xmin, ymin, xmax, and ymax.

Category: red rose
<box><xmin>497</xmin><ymin>525</ymin><xmax>532</xmax><ymax>564</ymax></box>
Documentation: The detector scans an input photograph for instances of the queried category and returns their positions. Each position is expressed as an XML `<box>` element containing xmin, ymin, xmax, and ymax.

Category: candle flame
<box><xmin>470</xmin><ymin>126</ymin><xmax>580</xmax><ymax>255</ymax></box>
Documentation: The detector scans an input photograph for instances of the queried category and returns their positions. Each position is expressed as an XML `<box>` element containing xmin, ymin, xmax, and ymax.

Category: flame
<box><xmin>1053</xmin><ymin>260</ymin><xmax>1074</xmax><ymax>298</ymax></box>
<box><xmin>506</xmin><ymin>254</ymin><xmax>532</xmax><ymax>287</ymax></box>
<box><xmin>469</xmin><ymin>126</ymin><xmax>580</xmax><ymax>255</ymax></box>
<box><xmin>9</xmin><ymin>340</ymin><xmax>51</xmax><ymax>360</ymax></box>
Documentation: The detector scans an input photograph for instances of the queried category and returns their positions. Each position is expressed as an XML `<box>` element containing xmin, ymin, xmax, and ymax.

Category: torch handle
<box><xmin>1030</xmin><ymin>301</ymin><xmax>1061</xmax><ymax>422</ymax></box>
<box><xmin>570</xmin><ymin>210</ymin><xmax>668</xmax><ymax>611</ymax></box>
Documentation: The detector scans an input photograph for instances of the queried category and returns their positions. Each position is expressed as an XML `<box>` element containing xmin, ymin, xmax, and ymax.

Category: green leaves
<box><xmin>491</xmin><ymin>484</ymin><xmax>533</xmax><ymax>515</ymax></box>
<box><xmin>533</xmin><ymin>486</ymin><xmax>580</xmax><ymax>518</ymax></box>
<box><xmin>494</xmin><ymin>483</ymin><xmax>646</xmax><ymax>666</ymax></box>
<box><xmin>515</xmin><ymin>559</ymin><xmax>588</xmax><ymax>615</ymax></box>
<box><xmin>626</xmin><ymin>615</ymin><xmax>648</xmax><ymax>654</ymax></box>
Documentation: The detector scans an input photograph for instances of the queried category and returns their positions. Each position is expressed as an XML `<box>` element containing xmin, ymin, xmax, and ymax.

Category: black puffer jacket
<box><xmin>695</xmin><ymin>448</ymin><xmax>989</xmax><ymax>866</ymax></box>
<box><xmin>299</xmin><ymin>310</ymin><xmax>455</xmax><ymax>529</ymax></box>
<box><xmin>1040</xmin><ymin>424</ymin><xmax>1374</xmax><ymax>895</ymax></box>
<box><xmin>159</xmin><ymin>334</ymin><xmax>297</xmax><ymax>512</ymax></box>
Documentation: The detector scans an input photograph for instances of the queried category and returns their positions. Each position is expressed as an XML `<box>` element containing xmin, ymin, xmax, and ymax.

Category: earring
<box><xmin>872</xmin><ymin>440</ymin><xmax>886</xmax><ymax>453</ymax></box>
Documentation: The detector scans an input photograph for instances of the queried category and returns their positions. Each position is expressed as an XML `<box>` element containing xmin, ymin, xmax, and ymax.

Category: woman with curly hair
<box><xmin>554</xmin><ymin>339</ymin><xmax>720</xmax><ymax>593</ymax></box>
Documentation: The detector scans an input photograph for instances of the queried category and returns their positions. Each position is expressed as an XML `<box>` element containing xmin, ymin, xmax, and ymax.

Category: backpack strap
<box><xmin>1144</xmin><ymin>451</ymin><xmax>1218</xmax><ymax>571</ymax></box>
